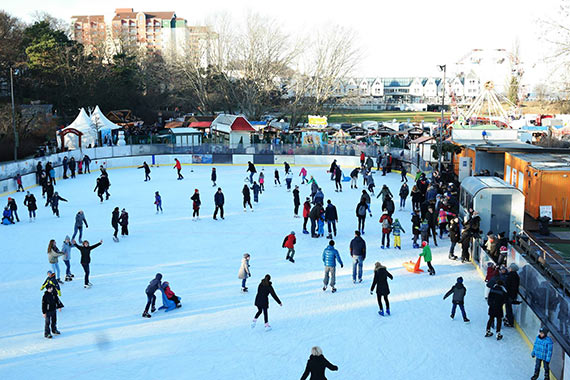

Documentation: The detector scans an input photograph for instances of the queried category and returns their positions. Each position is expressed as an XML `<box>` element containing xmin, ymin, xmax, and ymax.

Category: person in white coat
<box><xmin>238</xmin><ymin>253</ymin><xmax>251</xmax><ymax>292</ymax></box>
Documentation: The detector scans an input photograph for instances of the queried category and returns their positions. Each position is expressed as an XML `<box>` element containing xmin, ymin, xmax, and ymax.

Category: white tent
<box><xmin>61</xmin><ymin>108</ymin><xmax>97</xmax><ymax>150</ymax></box>
<box><xmin>91</xmin><ymin>106</ymin><xmax>121</xmax><ymax>132</ymax></box>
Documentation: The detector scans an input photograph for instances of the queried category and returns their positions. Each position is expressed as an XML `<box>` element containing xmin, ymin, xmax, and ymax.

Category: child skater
<box><xmin>259</xmin><ymin>171</ymin><xmax>265</xmax><ymax>192</ymax></box>
<box><xmin>238</xmin><ymin>253</ymin><xmax>251</xmax><ymax>292</ymax></box>
<box><xmin>154</xmin><ymin>191</ymin><xmax>163</xmax><ymax>213</ymax></box>
<box><xmin>443</xmin><ymin>277</ymin><xmax>470</xmax><ymax>322</ymax></box>
<box><xmin>391</xmin><ymin>218</ymin><xmax>405</xmax><ymax>250</ymax></box>
<box><xmin>162</xmin><ymin>281</ymin><xmax>181</xmax><ymax>308</ymax></box>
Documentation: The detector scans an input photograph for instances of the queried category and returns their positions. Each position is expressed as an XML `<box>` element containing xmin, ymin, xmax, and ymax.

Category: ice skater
<box><xmin>299</xmin><ymin>167</ymin><xmax>307</xmax><ymax>184</ymax></box>
<box><xmin>285</xmin><ymin>170</ymin><xmax>293</xmax><ymax>191</ymax></box>
<box><xmin>259</xmin><ymin>171</ymin><xmax>265</xmax><ymax>192</ymax></box>
<box><xmin>302</xmin><ymin>198</ymin><xmax>311</xmax><ymax>233</ymax></box>
<box><xmin>41</xmin><ymin>270</ymin><xmax>61</xmax><ymax>295</ymax></box>
<box><xmin>391</xmin><ymin>218</ymin><xmax>405</xmax><ymax>250</ymax></box>
<box><xmin>242</xmin><ymin>184</ymin><xmax>253</xmax><ymax>211</ymax></box>
<box><xmin>73</xmin><ymin>239</ymin><xmax>103</xmax><ymax>288</ymax></box>
<box><xmin>213</xmin><ymin>188</ymin><xmax>224</xmax><ymax>220</ymax></box>
<box><xmin>531</xmin><ymin>327</ymin><xmax>553</xmax><ymax>380</ymax></box>
<box><xmin>485</xmin><ymin>280</ymin><xmax>507</xmax><ymax>340</ymax></box>
<box><xmin>138</xmin><ymin>161</ymin><xmax>151</xmax><ymax>181</ymax></box>
<box><xmin>15</xmin><ymin>173</ymin><xmax>24</xmax><ymax>192</ymax></box>
<box><xmin>72</xmin><ymin>210</ymin><xmax>88</xmax><ymax>243</ymax></box>
<box><xmin>111</xmin><ymin>207</ymin><xmax>120</xmax><ymax>242</ymax></box>
<box><xmin>173</xmin><ymin>158</ymin><xmax>183</xmax><ymax>180</ymax></box>
<box><xmin>350</xmin><ymin>167</ymin><xmax>359</xmax><ymax>189</ymax></box>
<box><xmin>370</xmin><ymin>262</ymin><xmax>393</xmax><ymax>316</ymax></box>
<box><xmin>324</xmin><ymin>200</ymin><xmax>338</xmax><ymax>239</ymax></box>
<box><xmin>274</xmin><ymin>168</ymin><xmax>281</xmax><ymax>186</ymax></box>
<box><xmin>42</xmin><ymin>284</ymin><xmax>63</xmax><ymax>339</ymax></box>
<box><xmin>48</xmin><ymin>192</ymin><xmax>67</xmax><ymax>217</ymax></box>
<box><xmin>155</xmin><ymin>191</ymin><xmax>163</xmax><ymax>213</ymax></box>
<box><xmin>350</xmin><ymin>231</ymin><xmax>366</xmax><ymax>283</ymax></box>
<box><xmin>7</xmin><ymin>197</ymin><xmax>19</xmax><ymax>222</ymax></box>
<box><xmin>420</xmin><ymin>241</ymin><xmax>435</xmax><ymax>275</ymax></box>
<box><xmin>211</xmin><ymin>168</ymin><xmax>217</xmax><ymax>187</ymax></box>
<box><xmin>300</xmin><ymin>347</ymin><xmax>338</xmax><ymax>380</ymax></box>
<box><xmin>61</xmin><ymin>236</ymin><xmax>74</xmax><ymax>281</ymax></box>
<box><xmin>379</xmin><ymin>211</ymin><xmax>392</xmax><ymax>249</ymax></box>
<box><xmin>142</xmin><ymin>273</ymin><xmax>162</xmax><ymax>318</ymax></box>
<box><xmin>293</xmin><ymin>185</ymin><xmax>300</xmax><ymax>217</ymax></box>
<box><xmin>251</xmin><ymin>274</ymin><xmax>282</xmax><ymax>331</ymax></box>
<box><xmin>119</xmin><ymin>208</ymin><xmax>129</xmax><ymax>236</ymax></box>
<box><xmin>24</xmin><ymin>191</ymin><xmax>37</xmax><ymax>221</ymax></box>
<box><xmin>251</xmin><ymin>181</ymin><xmax>261</xmax><ymax>203</ymax></box>
<box><xmin>443</xmin><ymin>277</ymin><xmax>470</xmax><ymax>322</ymax></box>
<box><xmin>191</xmin><ymin>189</ymin><xmax>201</xmax><ymax>220</ymax></box>
<box><xmin>322</xmin><ymin>240</ymin><xmax>343</xmax><ymax>293</ymax></box>
<box><xmin>247</xmin><ymin>161</ymin><xmax>257</xmax><ymax>183</ymax></box>
<box><xmin>47</xmin><ymin>239</ymin><xmax>65</xmax><ymax>283</ymax></box>
<box><xmin>238</xmin><ymin>253</ymin><xmax>251</xmax><ymax>292</ymax></box>
<box><xmin>282</xmin><ymin>231</ymin><xmax>296</xmax><ymax>263</ymax></box>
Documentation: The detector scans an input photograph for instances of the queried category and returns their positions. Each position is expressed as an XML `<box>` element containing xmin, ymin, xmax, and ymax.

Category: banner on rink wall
<box><xmin>192</xmin><ymin>154</ymin><xmax>213</xmax><ymax>164</ymax></box>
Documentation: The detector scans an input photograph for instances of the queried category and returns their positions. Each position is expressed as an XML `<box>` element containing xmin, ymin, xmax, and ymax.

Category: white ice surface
<box><xmin>0</xmin><ymin>164</ymin><xmax>533</xmax><ymax>379</ymax></box>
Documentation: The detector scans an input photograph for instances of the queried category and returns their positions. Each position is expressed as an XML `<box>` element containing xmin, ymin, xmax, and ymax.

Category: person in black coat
<box><xmin>448</xmin><ymin>217</ymin><xmax>460</xmax><ymax>260</ymax></box>
<box><xmin>142</xmin><ymin>273</ymin><xmax>163</xmax><ymax>318</ymax></box>
<box><xmin>309</xmin><ymin>203</ymin><xmax>324</xmax><ymax>238</ymax></box>
<box><xmin>69</xmin><ymin>157</ymin><xmax>76</xmax><ymax>178</ymax></box>
<box><xmin>425</xmin><ymin>205</ymin><xmax>438</xmax><ymax>246</ymax></box>
<box><xmin>213</xmin><ymin>188</ymin><xmax>225</xmax><ymax>220</ymax></box>
<box><xmin>355</xmin><ymin>200</ymin><xmax>367</xmax><ymax>234</ymax></box>
<box><xmin>486</xmin><ymin>280</ymin><xmax>507</xmax><ymax>339</ymax></box>
<box><xmin>252</xmin><ymin>274</ymin><xmax>282</xmax><ymax>330</ymax></box>
<box><xmin>119</xmin><ymin>209</ymin><xmax>129</xmax><ymax>236</ymax></box>
<box><xmin>293</xmin><ymin>186</ymin><xmax>301</xmax><ymax>217</ymax></box>
<box><xmin>242</xmin><ymin>184</ymin><xmax>252</xmax><ymax>211</ymax></box>
<box><xmin>329</xmin><ymin>160</ymin><xmax>337</xmax><ymax>181</ymax></box>
<box><xmin>42</xmin><ymin>284</ymin><xmax>64</xmax><ymax>338</ymax></box>
<box><xmin>460</xmin><ymin>228</ymin><xmax>472</xmax><ymax>263</ymax></box>
<box><xmin>111</xmin><ymin>207</ymin><xmax>120</xmax><ymax>241</ymax></box>
<box><xmin>300</xmin><ymin>346</ymin><xmax>338</xmax><ymax>380</ymax></box>
<box><xmin>370</xmin><ymin>262</ymin><xmax>393</xmax><ymax>315</ymax></box>
<box><xmin>247</xmin><ymin>161</ymin><xmax>257</xmax><ymax>183</ymax></box>
<box><xmin>334</xmin><ymin>166</ymin><xmax>342</xmax><ymax>192</ymax></box>
<box><xmin>48</xmin><ymin>192</ymin><xmax>67</xmax><ymax>217</ymax></box>
<box><xmin>504</xmin><ymin>263</ymin><xmax>520</xmax><ymax>327</ymax></box>
<box><xmin>44</xmin><ymin>180</ymin><xmax>54</xmax><ymax>207</ymax></box>
<box><xmin>324</xmin><ymin>200</ymin><xmax>338</xmax><ymax>238</ymax></box>
<box><xmin>24</xmin><ymin>191</ymin><xmax>38</xmax><ymax>220</ymax></box>
<box><xmin>73</xmin><ymin>239</ymin><xmax>102</xmax><ymax>288</ymax></box>
<box><xmin>382</xmin><ymin>196</ymin><xmax>395</xmax><ymax>217</ymax></box>
<box><xmin>138</xmin><ymin>161</ymin><xmax>151</xmax><ymax>181</ymax></box>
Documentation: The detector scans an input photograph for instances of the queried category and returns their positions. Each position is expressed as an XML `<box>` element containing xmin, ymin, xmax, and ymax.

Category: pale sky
<box><xmin>2</xmin><ymin>0</ymin><xmax>562</xmax><ymax>86</ymax></box>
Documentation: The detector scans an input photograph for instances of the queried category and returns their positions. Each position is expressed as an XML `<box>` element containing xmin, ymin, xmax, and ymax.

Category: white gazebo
<box><xmin>60</xmin><ymin>108</ymin><xmax>97</xmax><ymax>150</ymax></box>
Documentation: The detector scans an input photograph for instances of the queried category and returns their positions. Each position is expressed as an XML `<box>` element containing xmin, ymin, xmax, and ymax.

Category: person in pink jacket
<box><xmin>299</xmin><ymin>167</ymin><xmax>307</xmax><ymax>184</ymax></box>
<box><xmin>438</xmin><ymin>209</ymin><xmax>455</xmax><ymax>239</ymax></box>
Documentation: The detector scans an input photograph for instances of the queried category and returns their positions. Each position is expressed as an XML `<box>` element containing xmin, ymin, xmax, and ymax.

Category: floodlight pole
<box><xmin>438</xmin><ymin>64</ymin><xmax>446</xmax><ymax>173</ymax></box>
<box><xmin>10</xmin><ymin>67</ymin><xmax>18</xmax><ymax>161</ymax></box>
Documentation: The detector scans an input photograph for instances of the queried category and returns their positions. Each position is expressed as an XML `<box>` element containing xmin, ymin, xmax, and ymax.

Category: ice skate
<box><xmin>331</xmin><ymin>287</ymin><xmax>337</xmax><ymax>293</ymax></box>
<box><xmin>386</xmin><ymin>309</ymin><xmax>390</xmax><ymax>316</ymax></box>
<box><xmin>485</xmin><ymin>330</ymin><xmax>493</xmax><ymax>337</ymax></box>
<box><xmin>52</xmin><ymin>330</ymin><xmax>60</xmax><ymax>335</ymax></box>
<box><xmin>378</xmin><ymin>310</ymin><xmax>384</xmax><ymax>316</ymax></box>
<box><xmin>84</xmin><ymin>284</ymin><xmax>92</xmax><ymax>289</ymax></box>
<box><xmin>496</xmin><ymin>333</ymin><xmax>503</xmax><ymax>340</ymax></box>
<box><xmin>45</xmin><ymin>333</ymin><xmax>53</xmax><ymax>339</ymax></box>
<box><xmin>251</xmin><ymin>319</ymin><xmax>257</xmax><ymax>329</ymax></box>
<box><xmin>151</xmin><ymin>307</ymin><xmax>156</xmax><ymax>313</ymax></box>
<box><xmin>264</xmin><ymin>323</ymin><xmax>272</xmax><ymax>332</ymax></box>
<box><xmin>323</xmin><ymin>286</ymin><xmax>327</xmax><ymax>291</ymax></box>
<box><xmin>241</xmin><ymin>287</ymin><xmax>248</xmax><ymax>293</ymax></box>
<box><xmin>463</xmin><ymin>318</ymin><xmax>470</xmax><ymax>323</ymax></box>
<box><xmin>142</xmin><ymin>312</ymin><xmax>151</xmax><ymax>318</ymax></box>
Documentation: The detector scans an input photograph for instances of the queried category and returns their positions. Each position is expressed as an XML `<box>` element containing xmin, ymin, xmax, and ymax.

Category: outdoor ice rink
<box><xmin>0</xmin><ymin>164</ymin><xmax>533</xmax><ymax>379</ymax></box>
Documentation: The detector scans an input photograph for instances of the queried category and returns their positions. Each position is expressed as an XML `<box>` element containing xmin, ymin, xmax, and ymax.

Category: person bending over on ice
<box><xmin>370</xmin><ymin>262</ymin><xmax>393</xmax><ymax>316</ymax></box>
<box><xmin>443</xmin><ymin>277</ymin><xmax>469</xmax><ymax>322</ymax></box>
<box><xmin>138</xmin><ymin>161</ymin><xmax>151</xmax><ymax>181</ymax></box>
<box><xmin>300</xmin><ymin>346</ymin><xmax>338</xmax><ymax>380</ymax></box>
<box><xmin>162</xmin><ymin>281</ymin><xmax>181</xmax><ymax>307</ymax></box>
<box><xmin>282</xmin><ymin>231</ymin><xmax>296</xmax><ymax>263</ymax></box>
<box><xmin>142</xmin><ymin>273</ymin><xmax>162</xmax><ymax>318</ymax></box>
<box><xmin>252</xmin><ymin>274</ymin><xmax>282</xmax><ymax>331</ymax></box>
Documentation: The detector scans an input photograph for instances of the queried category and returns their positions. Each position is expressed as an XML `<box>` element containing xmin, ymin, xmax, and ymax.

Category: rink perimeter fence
<box><xmin>0</xmin><ymin>143</ymin><xmax>431</xmax><ymax>195</ymax></box>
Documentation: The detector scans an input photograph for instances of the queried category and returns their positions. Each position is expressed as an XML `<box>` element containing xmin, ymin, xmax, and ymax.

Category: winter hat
<box><xmin>195</xmin><ymin>189</ymin><xmax>199</xmax><ymax>192</ymax></box>
<box><xmin>539</xmin><ymin>327</ymin><xmax>549</xmax><ymax>335</ymax></box>
<box><xmin>244</xmin><ymin>253</ymin><xmax>250</xmax><ymax>258</ymax></box>
<box><xmin>47</xmin><ymin>270</ymin><xmax>53</xmax><ymax>275</ymax></box>
<box><xmin>499</xmin><ymin>265</ymin><xmax>507</xmax><ymax>272</ymax></box>
<box><xmin>509</xmin><ymin>263</ymin><xmax>519</xmax><ymax>271</ymax></box>
<box><xmin>291</xmin><ymin>231</ymin><xmax>295</xmax><ymax>235</ymax></box>
<box><xmin>457</xmin><ymin>277</ymin><xmax>463</xmax><ymax>284</ymax></box>
<box><xmin>487</xmin><ymin>262</ymin><xmax>495</xmax><ymax>268</ymax></box>
<box><xmin>422</xmin><ymin>241</ymin><xmax>427</xmax><ymax>247</ymax></box>
<box><xmin>394</xmin><ymin>218</ymin><xmax>399</xmax><ymax>223</ymax></box>
<box><xmin>306</xmin><ymin>197</ymin><xmax>310</xmax><ymax>201</ymax></box>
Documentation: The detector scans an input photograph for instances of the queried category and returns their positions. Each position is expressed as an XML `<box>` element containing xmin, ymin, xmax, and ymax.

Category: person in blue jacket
<box><xmin>322</xmin><ymin>240</ymin><xmax>343</xmax><ymax>293</ymax></box>
<box><xmin>531</xmin><ymin>327</ymin><xmax>553</xmax><ymax>380</ymax></box>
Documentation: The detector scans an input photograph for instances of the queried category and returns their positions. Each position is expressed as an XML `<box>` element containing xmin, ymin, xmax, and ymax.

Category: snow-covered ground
<box><xmin>0</xmin><ymin>163</ymin><xmax>532</xmax><ymax>379</ymax></box>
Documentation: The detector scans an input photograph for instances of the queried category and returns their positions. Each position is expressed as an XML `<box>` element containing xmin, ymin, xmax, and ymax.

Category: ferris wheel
<box><xmin>460</xmin><ymin>81</ymin><xmax>518</xmax><ymax>127</ymax></box>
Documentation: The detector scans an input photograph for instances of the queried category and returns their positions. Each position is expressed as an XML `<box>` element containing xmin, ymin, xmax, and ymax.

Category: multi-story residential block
<box><xmin>70</xmin><ymin>15</ymin><xmax>106</xmax><ymax>54</ymax></box>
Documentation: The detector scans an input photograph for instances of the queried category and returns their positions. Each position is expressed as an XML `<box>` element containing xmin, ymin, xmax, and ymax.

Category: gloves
<box><xmin>531</xmin><ymin>354</ymin><xmax>535</xmax><ymax>358</ymax></box>
<box><xmin>340</xmin><ymin>264</ymin><xmax>344</xmax><ymax>268</ymax></box>
<box><xmin>370</xmin><ymin>292</ymin><xmax>373</xmax><ymax>295</ymax></box>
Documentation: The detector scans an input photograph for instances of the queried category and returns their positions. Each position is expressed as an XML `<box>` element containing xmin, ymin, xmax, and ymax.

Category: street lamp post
<box><xmin>10</xmin><ymin>67</ymin><xmax>18</xmax><ymax>161</ymax></box>
<box><xmin>438</xmin><ymin>64</ymin><xmax>447</xmax><ymax>173</ymax></box>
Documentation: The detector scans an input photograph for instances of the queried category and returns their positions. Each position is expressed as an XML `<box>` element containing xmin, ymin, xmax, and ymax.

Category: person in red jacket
<box><xmin>360</xmin><ymin>152</ymin><xmax>365</xmax><ymax>166</ymax></box>
<box><xmin>379</xmin><ymin>211</ymin><xmax>393</xmax><ymax>249</ymax></box>
<box><xmin>162</xmin><ymin>281</ymin><xmax>181</xmax><ymax>307</ymax></box>
<box><xmin>485</xmin><ymin>262</ymin><xmax>499</xmax><ymax>298</ymax></box>
<box><xmin>302</xmin><ymin>198</ymin><xmax>311</xmax><ymax>234</ymax></box>
<box><xmin>282</xmin><ymin>231</ymin><xmax>296</xmax><ymax>263</ymax></box>
<box><xmin>173</xmin><ymin>158</ymin><xmax>183</xmax><ymax>180</ymax></box>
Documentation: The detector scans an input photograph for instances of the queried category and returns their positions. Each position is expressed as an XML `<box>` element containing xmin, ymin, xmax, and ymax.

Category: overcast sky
<box><xmin>2</xmin><ymin>0</ymin><xmax>562</xmax><ymax>85</ymax></box>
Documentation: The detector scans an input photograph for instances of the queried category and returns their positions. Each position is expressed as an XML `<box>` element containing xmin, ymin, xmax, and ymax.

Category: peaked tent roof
<box><xmin>64</xmin><ymin>108</ymin><xmax>95</xmax><ymax>133</ymax></box>
<box><xmin>91</xmin><ymin>106</ymin><xmax>121</xmax><ymax>131</ymax></box>
<box><xmin>211</xmin><ymin>114</ymin><xmax>255</xmax><ymax>134</ymax></box>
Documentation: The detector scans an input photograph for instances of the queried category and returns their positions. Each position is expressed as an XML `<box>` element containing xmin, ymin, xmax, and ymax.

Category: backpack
<box><xmin>358</xmin><ymin>205</ymin><xmax>366</xmax><ymax>216</ymax></box>
<box><xmin>382</xmin><ymin>217</ymin><xmax>391</xmax><ymax>230</ymax></box>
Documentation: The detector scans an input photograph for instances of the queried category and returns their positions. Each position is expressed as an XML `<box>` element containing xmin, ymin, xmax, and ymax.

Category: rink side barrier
<box><xmin>0</xmin><ymin>153</ymin><xmax>363</xmax><ymax>197</ymax></box>
<box><xmin>469</xmin><ymin>242</ymin><xmax>563</xmax><ymax>380</ymax></box>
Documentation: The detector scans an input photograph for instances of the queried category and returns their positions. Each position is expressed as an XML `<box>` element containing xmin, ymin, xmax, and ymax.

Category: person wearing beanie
<box><xmin>443</xmin><ymin>277</ymin><xmax>470</xmax><ymax>322</ymax></box>
<box><xmin>497</xmin><ymin>245</ymin><xmax>508</xmax><ymax>266</ymax></box>
<box><xmin>252</xmin><ymin>274</ymin><xmax>282</xmax><ymax>331</ymax></box>
<box><xmin>40</xmin><ymin>271</ymin><xmax>61</xmax><ymax>296</ymax></box>
<box><xmin>282</xmin><ymin>231</ymin><xmax>297</xmax><ymax>263</ymax></box>
<box><xmin>379</xmin><ymin>210</ymin><xmax>393</xmax><ymax>249</ymax></box>
<box><xmin>142</xmin><ymin>273</ymin><xmax>162</xmax><ymax>318</ymax></box>
<box><xmin>420</xmin><ymin>241</ymin><xmax>435</xmax><ymax>275</ymax></box>
<box><xmin>485</xmin><ymin>262</ymin><xmax>499</xmax><ymax>299</ymax></box>
<box><xmin>391</xmin><ymin>218</ymin><xmax>405</xmax><ymax>249</ymax></box>
<box><xmin>42</xmin><ymin>284</ymin><xmax>64</xmax><ymax>339</ymax></box>
<box><xmin>238</xmin><ymin>253</ymin><xmax>251</xmax><ymax>292</ymax></box>
<box><xmin>531</xmin><ymin>327</ymin><xmax>553</xmax><ymax>380</ymax></box>
<box><xmin>191</xmin><ymin>189</ymin><xmax>201</xmax><ymax>220</ymax></box>
<box><xmin>370</xmin><ymin>262</ymin><xmax>393</xmax><ymax>316</ymax></box>
<box><xmin>322</xmin><ymin>240</ymin><xmax>343</xmax><ymax>293</ymax></box>
<box><xmin>504</xmin><ymin>262</ymin><xmax>520</xmax><ymax>327</ymax></box>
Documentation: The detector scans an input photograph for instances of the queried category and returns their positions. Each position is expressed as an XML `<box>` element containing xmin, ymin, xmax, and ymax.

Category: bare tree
<box><xmin>539</xmin><ymin>0</ymin><xmax>570</xmax><ymax>97</ymax></box>
<box><xmin>286</xmin><ymin>26</ymin><xmax>360</xmax><ymax>128</ymax></box>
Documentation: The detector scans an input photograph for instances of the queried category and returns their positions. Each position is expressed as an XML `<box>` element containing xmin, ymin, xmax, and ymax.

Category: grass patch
<box><xmin>327</xmin><ymin>111</ymin><xmax>451</xmax><ymax>124</ymax></box>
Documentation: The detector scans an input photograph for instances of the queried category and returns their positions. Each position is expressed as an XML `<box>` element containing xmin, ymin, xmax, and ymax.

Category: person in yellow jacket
<box><xmin>40</xmin><ymin>271</ymin><xmax>61</xmax><ymax>296</ymax></box>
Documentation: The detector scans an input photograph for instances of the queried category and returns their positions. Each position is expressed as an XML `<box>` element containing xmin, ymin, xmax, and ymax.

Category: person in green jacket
<box><xmin>420</xmin><ymin>241</ymin><xmax>435</xmax><ymax>275</ymax></box>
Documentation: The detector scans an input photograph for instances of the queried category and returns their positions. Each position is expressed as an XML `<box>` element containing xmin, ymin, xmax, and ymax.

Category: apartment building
<box><xmin>70</xmin><ymin>15</ymin><xmax>106</xmax><ymax>54</ymax></box>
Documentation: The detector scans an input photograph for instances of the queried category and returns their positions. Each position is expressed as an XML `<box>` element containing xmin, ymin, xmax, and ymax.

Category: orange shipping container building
<box><xmin>504</xmin><ymin>152</ymin><xmax>570</xmax><ymax>221</ymax></box>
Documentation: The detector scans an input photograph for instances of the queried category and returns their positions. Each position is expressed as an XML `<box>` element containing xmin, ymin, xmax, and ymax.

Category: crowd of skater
<box><xmin>2</xmin><ymin>151</ymin><xmax>551</xmax><ymax>379</ymax></box>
